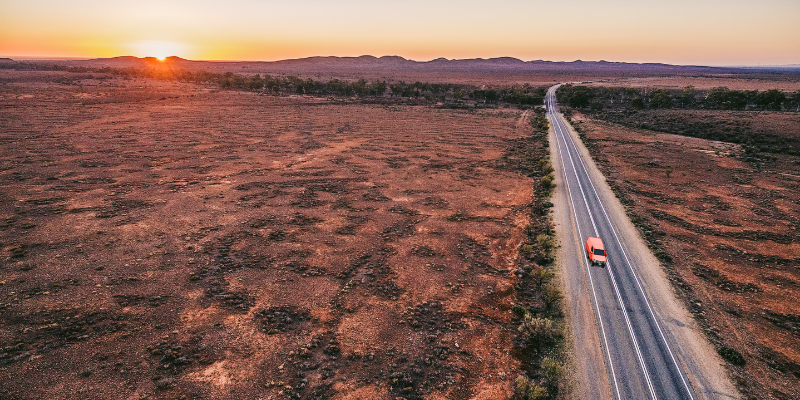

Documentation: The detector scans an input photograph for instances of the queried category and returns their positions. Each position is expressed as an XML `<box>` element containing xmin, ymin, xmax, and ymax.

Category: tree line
<box><xmin>557</xmin><ymin>84</ymin><xmax>800</xmax><ymax>112</ymax></box>
<box><xmin>1</xmin><ymin>60</ymin><xmax>548</xmax><ymax>107</ymax></box>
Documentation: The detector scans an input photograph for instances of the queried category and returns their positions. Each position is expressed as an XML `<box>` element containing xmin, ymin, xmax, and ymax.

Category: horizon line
<box><xmin>3</xmin><ymin>54</ymin><xmax>800</xmax><ymax>69</ymax></box>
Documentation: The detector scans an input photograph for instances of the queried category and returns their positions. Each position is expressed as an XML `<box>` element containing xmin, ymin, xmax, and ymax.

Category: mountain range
<box><xmin>4</xmin><ymin>55</ymin><xmax>798</xmax><ymax>75</ymax></box>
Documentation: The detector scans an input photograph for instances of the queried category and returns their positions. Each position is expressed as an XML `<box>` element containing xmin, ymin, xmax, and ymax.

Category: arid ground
<box><xmin>589</xmin><ymin>76</ymin><xmax>800</xmax><ymax>91</ymax></box>
<box><xmin>0</xmin><ymin>71</ymin><xmax>560</xmax><ymax>399</ymax></box>
<box><xmin>572</xmin><ymin>108</ymin><xmax>800</xmax><ymax>399</ymax></box>
<box><xmin>4</xmin><ymin>65</ymin><xmax>799</xmax><ymax>399</ymax></box>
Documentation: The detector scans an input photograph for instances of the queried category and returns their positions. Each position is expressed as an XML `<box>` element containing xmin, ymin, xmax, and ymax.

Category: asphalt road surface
<box><xmin>547</xmin><ymin>84</ymin><xmax>709</xmax><ymax>400</ymax></box>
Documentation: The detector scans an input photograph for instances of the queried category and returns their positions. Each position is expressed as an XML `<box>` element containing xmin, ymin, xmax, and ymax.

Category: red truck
<box><xmin>586</xmin><ymin>237</ymin><xmax>607</xmax><ymax>267</ymax></box>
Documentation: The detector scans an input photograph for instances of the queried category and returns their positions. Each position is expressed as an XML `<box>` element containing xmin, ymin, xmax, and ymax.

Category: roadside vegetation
<box><xmin>500</xmin><ymin>108</ymin><xmax>566</xmax><ymax>399</ymax></box>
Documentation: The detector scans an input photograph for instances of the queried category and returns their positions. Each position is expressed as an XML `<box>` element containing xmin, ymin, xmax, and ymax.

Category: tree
<box><xmin>678</xmin><ymin>85</ymin><xmax>695</xmax><ymax>107</ymax></box>
<box><xmin>790</xmin><ymin>90</ymin><xmax>800</xmax><ymax>112</ymax></box>
<box><xmin>650</xmin><ymin>90</ymin><xmax>673</xmax><ymax>109</ymax></box>
<box><xmin>566</xmin><ymin>86</ymin><xmax>593</xmax><ymax>108</ymax></box>
<box><xmin>705</xmin><ymin>87</ymin><xmax>748</xmax><ymax>110</ymax></box>
<box><xmin>369</xmin><ymin>81</ymin><xmax>387</xmax><ymax>96</ymax></box>
<box><xmin>754</xmin><ymin>89</ymin><xmax>786</xmax><ymax>110</ymax></box>
<box><xmin>247</xmin><ymin>74</ymin><xmax>263</xmax><ymax>90</ymax></box>
<box><xmin>390</xmin><ymin>84</ymin><xmax>403</xmax><ymax>97</ymax></box>
<box><xmin>630</xmin><ymin>97</ymin><xmax>645</xmax><ymax>110</ymax></box>
<box><xmin>484</xmin><ymin>89</ymin><xmax>499</xmax><ymax>103</ymax></box>
<box><xmin>452</xmin><ymin>88</ymin><xmax>465</xmax><ymax>101</ymax></box>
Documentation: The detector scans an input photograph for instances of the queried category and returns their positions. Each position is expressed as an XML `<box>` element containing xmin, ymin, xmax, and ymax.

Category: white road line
<box><xmin>549</xmin><ymin>87</ymin><xmax>658</xmax><ymax>400</ymax></box>
<box><xmin>549</xmin><ymin>92</ymin><xmax>622</xmax><ymax>400</ymax></box>
<box><xmin>562</xmin><ymin>105</ymin><xmax>697</xmax><ymax>400</ymax></box>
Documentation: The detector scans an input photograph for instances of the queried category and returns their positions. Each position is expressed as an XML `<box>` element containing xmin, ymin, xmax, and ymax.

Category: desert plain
<box><xmin>1</xmin><ymin>61</ymin><xmax>800</xmax><ymax>400</ymax></box>
<box><xmin>0</xmin><ymin>69</ymin><xmax>556</xmax><ymax>399</ymax></box>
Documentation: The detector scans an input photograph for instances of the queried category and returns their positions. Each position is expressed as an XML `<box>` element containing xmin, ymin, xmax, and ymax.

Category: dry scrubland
<box><xmin>590</xmin><ymin>76</ymin><xmax>800</xmax><ymax>91</ymax></box>
<box><xmin>569</xmin><ymin>102</ymin><xmax>800</xmax><ymax>399</ymax></box>
<box><xmin>0</xmin><ymin>72</ymin><xmax>560</xmax><ymax>399</ymax></box>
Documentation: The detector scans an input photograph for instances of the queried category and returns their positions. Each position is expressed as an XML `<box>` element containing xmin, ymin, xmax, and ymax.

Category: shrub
<box><xmin>527</xmin><ymin>384</ymin><xmax>549</xmax><ymax>400</ymax></box>
<box><xmin>521</xmin><ymin>244</ymin><xmax>533</xmax><ymax>255</ymax></box>
<box><xmin>514</xmin><ymin>375</ymin><xmax>530</xmax><ymax>399</ymax></box>
<box><xmin>541</xmin><ymin>357</ymin><xmax>563</xmax><ymax>383</ymax></box>
<box><xmin>519</xmin><ymin>316</ymin><xmax>558</xmax><ymax>347</ymax></box>
<box><xmin>718</xmin><ymin>346</ymin><xmax>746</xmax><ymax>366</ymax></box>
<box><xmin>540</xmin><ymin>174</ymin><xmax>555</xmax><ymax>190</ymax></box>
<box><xmin>531</xmin><ymin>267</ymin><xmax>554</xmax><ymax>286</ymax></box>
<box><xmin>512</xmin><ymin>304</ymin><xmax>528</xmax><ymax>318</ymax></box>
<box><xmin>536</xmin><ymin>234</ymin><xmax>554</xmax><ymax>252</ymax></box>
<box><xmin>514</xmin><ymin>375</ymin><xmax>549</xmax><ymax>400</ymax></box>
<box><xmin>654</xmin><ymin>248</ymin><xmax>673</xmax><ymax>263</ymax></box>
<box><xmin>538</xmin><ymin>159</ymin><xmax>554</xmax><ymax>174</ymax></box>
<box><xmin>542</xmin><ymin>283</ymin><xmax>563</xmax><ymax>312</ymax></box>
<box><xmin>523</xmin><ymin>223</ymin><xmax>534</xmax><ymax>235</ymax></box>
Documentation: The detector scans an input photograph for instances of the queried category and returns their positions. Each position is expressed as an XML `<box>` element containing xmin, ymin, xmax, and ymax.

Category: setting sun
<box><xmin>127</xmin><ymin>40</ymin><xmax>188</xmax><ymax>60</ymax></box>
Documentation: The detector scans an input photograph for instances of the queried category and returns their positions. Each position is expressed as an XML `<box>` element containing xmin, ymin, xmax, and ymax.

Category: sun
<box><xmin>128</xmin><ymin>40</ymin><xmax>188</xmax><ymax>59</ymax></box>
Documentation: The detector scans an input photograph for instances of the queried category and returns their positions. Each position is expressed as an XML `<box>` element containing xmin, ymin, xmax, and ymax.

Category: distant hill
<box><xmin>4</xmin><ymin>55</ymin><xmax>797</xmax><ymax>76</ymax></box>
<box><xmin>205</xmin><ymin>55</ymin><xmax>733</xmax><ymax>74</ymax></box>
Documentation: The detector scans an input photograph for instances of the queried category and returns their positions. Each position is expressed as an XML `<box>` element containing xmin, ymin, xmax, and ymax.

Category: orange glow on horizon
<box><xmin>1</xmin><ymin>0</ymin><xmax>798</xmax><ymax>66</ymax></box>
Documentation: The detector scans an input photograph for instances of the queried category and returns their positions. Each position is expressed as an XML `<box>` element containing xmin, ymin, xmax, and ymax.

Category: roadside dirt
<box><xmin>0</xmin><ymin>73</ymin><xmax>542</xmax><ymax>399</ymax></box>
<box><xmin>572</xmin><ymin>111</ymin><xmax>800</xmax><ymax>400</ymax></box>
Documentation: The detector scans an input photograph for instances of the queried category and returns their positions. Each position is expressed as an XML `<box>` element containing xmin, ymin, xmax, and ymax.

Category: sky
<box><xmin>1</xmin><ymin>0</ymin><xmax>798</xmax><ymax>66</ymax></box>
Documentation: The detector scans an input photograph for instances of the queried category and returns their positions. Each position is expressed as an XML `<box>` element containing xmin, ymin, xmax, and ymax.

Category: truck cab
<box><xmin>586</xmin><ymin>237</ymin><xmax>607</xmax><ymax>267</ymax></box>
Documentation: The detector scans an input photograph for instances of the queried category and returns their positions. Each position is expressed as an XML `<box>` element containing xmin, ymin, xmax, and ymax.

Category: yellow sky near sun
<box><xmin>1</xmin><ymin>0</ymin><xmax>798</xmax><ymax>65</ymax></box>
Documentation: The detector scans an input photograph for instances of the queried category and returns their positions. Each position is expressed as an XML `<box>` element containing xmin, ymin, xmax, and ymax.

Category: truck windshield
<box><xmin>594</xmin><ymin>249</ymin><xmax>605</xmax><ymax>256</ymax></box>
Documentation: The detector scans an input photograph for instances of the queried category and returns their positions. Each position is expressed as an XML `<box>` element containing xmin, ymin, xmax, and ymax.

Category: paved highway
<box><xmin>546</xmin><ymin>85</ymin><xmax>697</xmax><ymax>400</ymax></box>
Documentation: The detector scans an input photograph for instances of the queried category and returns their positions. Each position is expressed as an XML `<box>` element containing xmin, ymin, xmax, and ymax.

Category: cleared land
<box><xmin>571</xmin><ymin>108</ymin><xmax>800</xmax><ymax>399</ymax></box>
<box><xmin>0</xmin><ymin>72</ymin><xmax>558</xmax><ymax>399</ymax></box>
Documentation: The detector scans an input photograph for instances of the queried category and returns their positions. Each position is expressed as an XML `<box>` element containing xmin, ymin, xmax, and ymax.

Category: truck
<box><xmin>585</xmin><ymin>237</ymin><xmax>607</xmax><ymax>267</ymax></box>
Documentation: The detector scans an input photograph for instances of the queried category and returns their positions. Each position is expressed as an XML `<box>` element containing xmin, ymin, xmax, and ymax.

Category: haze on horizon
<box><xmin>1</xmin><ymin>0</ymin><xmax>798</xmax><ymax>67</ymax></box>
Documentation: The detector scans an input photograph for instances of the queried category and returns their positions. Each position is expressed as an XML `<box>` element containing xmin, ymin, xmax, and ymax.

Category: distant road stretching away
<box><xmin>547</xmin><ymin>85</ymin><xmax>699</xmax><ymax>400</ymax></box>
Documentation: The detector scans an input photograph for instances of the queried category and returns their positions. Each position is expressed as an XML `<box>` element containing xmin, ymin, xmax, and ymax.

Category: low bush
<box><xmin>542</xmin><ymin>283</ymin><xmax>563</xmax><ymax>313</ymax></box>
<box><xmin>514</xmin><ymin>375</ymin><xmax>549</xmax><ymax>400</ymax></box>
<box><xmin>519</xmin><ymin>315</ymin><xmax>559</xmax><ymax>347</ymax></box>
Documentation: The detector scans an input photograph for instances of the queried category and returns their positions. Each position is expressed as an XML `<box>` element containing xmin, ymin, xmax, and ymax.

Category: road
<box><xmin>546</xmin><ymin>85</ymin><xmax>739</xmax><ymax>400</ymax></box>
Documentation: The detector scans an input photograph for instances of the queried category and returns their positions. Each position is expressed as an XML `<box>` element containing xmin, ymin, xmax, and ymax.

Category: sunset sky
<box><xmin>1</xmin><ymin>0</ymin><xmax>798</xmax><ymax>66</ymax></box>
